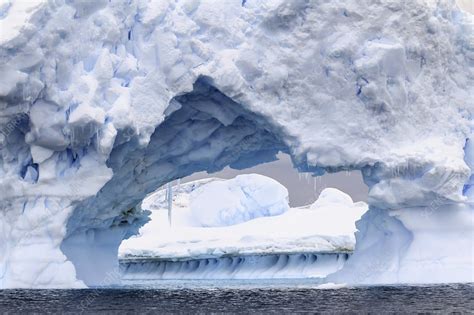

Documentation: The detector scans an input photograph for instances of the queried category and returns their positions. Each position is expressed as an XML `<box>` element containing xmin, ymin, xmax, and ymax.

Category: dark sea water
<box><xmin>1</xmin><ymin>280</ymin><xmax>472</xmax><ymax>313</ymax></box>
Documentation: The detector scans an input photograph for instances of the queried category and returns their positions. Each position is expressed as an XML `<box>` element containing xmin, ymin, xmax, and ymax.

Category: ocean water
<box><xmin>1</xmin><ymin>280</ymin><xmax>473</xmax><ymax>313</ymax></box>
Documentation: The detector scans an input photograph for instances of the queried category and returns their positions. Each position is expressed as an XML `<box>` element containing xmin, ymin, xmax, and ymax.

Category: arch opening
<box><xmin>62</xmin><ymin>77</ymin><xmax>349</xmax><ymax>286</ymax></box>
<box><xmin>117</xmin><ymin>153</ymin><xmax>369</xmax><ymax>282</ymax></box>
<box><xmin>59</xmin><ymin>77</ymin><xmax>472</xmax><ymax>287</ymax></box>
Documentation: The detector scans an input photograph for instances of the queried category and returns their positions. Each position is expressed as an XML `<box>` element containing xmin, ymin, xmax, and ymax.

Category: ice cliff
<box><xmin>0</xmin><ymin>0</ymin><xmax>472</xmax><ymax>288</ymax></box>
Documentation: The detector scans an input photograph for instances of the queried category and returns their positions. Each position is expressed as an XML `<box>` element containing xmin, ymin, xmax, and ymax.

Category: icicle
<box><xmin>313</xmin><ymin>176</ymin><xmax>318</xmax><ymax>201</ymax></box>
<box><xmin>167</xmin><ymin>182</ymin><xmax>173</xmax><ymax>226</ymax></box>
<box><xmin>176</xmin><ymin>178</ymin><xmax>181</xmax><ymax>192</ymax></box>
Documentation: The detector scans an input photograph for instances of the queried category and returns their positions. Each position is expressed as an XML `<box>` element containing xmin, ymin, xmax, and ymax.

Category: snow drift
<box><xmin>0</xmin><ymin>0</ymin><xmax>472</xmax><ymax>288</ymax></box>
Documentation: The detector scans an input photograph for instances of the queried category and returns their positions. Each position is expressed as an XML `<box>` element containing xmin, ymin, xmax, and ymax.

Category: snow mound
<box><xmin>311</xmin><ymin>188</ymin><xmax>355</xmax><ymax>208</ymax></box>
<box><xmin>190</xmin><ymin>174</ymin><xmax>290</xmax><ymax>227</ymax></box>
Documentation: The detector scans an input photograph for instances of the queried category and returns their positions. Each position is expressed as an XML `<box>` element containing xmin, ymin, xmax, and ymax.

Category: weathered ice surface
<box><xmin>0</xmin><ymin>0</ymin><xmax>472</xmax><ymax>287</ymax></box>
<box><xmin>120</xmin><ymin>253</ymin><xmax>350</xmax><ymax>281</ymax></box>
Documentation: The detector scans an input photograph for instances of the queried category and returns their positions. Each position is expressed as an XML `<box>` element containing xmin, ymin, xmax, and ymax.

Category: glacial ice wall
<box><xmin>0</xmin><ymin>0</ymin><xmax>472</xmax><ymax>287</ymax></box>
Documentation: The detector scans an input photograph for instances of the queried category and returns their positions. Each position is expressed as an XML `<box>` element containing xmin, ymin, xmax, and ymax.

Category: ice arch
<box><xmin>60</xmin><ymin>77</ymin><xmax>294</xmax><ymax>286</ymax></box>
<box><xmin>0</xmin><ymin>0</ymin><xmax>472</xmax><ymax>288</ymax></box>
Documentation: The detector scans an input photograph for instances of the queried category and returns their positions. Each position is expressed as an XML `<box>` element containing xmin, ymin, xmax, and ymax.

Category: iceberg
<box><xmin>120</xmin><ymin>176</ymin><xmax>367</xmax><ymax>280</ymax></box>
<box><xmin>0</xmin><ymin>0</ymin><xmax>472</xmax><ymax>288</ymax></box>
<box><xmin>120</xmin><ymin>177</ymin><xmax>367</xmax><ymax>259</ymax></box>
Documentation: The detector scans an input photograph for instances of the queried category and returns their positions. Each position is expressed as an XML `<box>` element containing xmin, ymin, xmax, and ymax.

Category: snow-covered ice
<box><xmin>189</xmin><ymin>174</ymin><xmax>290</xmax><ymax>227</ymax></box>
<box><xmin>0</xmin><ymin>0</ymin><xmax>472</xmax><ymax>287</ymax></box>
<box><xmin>120</xmin><ymin>176</ymin><xmax>368</xmax><ymax>260</ymax></box>
<box><xmin>120</xmin><ymin>176</ymin><xmax>367</xmax><ymax>279</ymax></box>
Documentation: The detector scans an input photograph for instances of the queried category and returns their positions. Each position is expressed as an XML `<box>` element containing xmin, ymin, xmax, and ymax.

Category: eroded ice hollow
<box><xmin>0</xmin><ymin>0</ymin><xmax>472</xmax><ymax>288</ymax></box>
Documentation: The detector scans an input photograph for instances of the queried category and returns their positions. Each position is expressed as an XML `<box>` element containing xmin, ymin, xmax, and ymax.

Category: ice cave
<box><xmin>0</xmin><ymin>0</ymin><xmax>472</xmax><ymax>288</ymax></box>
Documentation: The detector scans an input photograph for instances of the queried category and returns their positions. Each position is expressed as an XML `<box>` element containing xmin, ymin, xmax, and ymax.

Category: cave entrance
<box><xmin>63</xmin><ymin>77</ymin><xmax>368</xmax><ymax>286</ymax></box>
<box><xmin>115</xmin><ymin>77</ymin><xmax>368</xmax><ymax>282</ymax></box>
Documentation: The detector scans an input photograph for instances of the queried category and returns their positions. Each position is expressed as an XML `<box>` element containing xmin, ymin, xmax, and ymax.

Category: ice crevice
<box><xmin>0</xmin><ymin>0</ymin><xmax>472</xmax><ymax>288</ymax></box>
